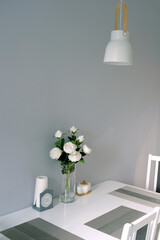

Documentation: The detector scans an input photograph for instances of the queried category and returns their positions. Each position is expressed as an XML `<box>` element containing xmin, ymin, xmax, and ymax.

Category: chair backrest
<box><xmin>146</xmin><ymin>154</ymin><xmax>160</xmax><ymax>192</ymax></box>
<box><xmin>121</xmin><ymin>207</ymin><xmax>160</xmax><ymax>240</ymax></box>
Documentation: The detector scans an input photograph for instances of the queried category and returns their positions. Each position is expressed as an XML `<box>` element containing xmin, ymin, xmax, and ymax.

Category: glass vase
<box><xmin>60</xmin><ymin>166</ymin><xmax>76</xmax><ymax>203</ymax></box>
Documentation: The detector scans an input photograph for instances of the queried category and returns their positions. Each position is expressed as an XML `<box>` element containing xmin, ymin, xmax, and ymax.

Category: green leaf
<box><xmin>61</xmin><ymin>138</ymin><xmax>65</xmax><ymax>148</ymax></box>
<box><xmin>81</xmin><ymin>151</ymin><xmax>86</xmax><ymax>157</ymax></box>
<box><xmin>55</xmin><ymin>139</ymin><xmax>61</xmax><ymax>148</ymax></box>
<box><xmin>68</xmin><ymin>135</ymin><xmax>76</xmax><ymax>142</ymax></box>
<box><xmin>72</xmin><ymin>135</ymin><xmax>76</xmax><ymax>141</ymax></box>
<box><xmin>55</xmin><ymin>138</ymin><xmax>64</xmax><ymax>149</ymax></box>
<box><xmin>68</xmin><ymin>162</ymin><xmax>75</xmax><ymax>167</ymax></box>
<box><xmin>61</xmin><ymin>162</ymin><xmax>75</xmax><ymax>174</ymax></box>
<box><xmin>68</xmin><ymin>136</ymin><xmax>72</xmax><ymax>141</ymax></box>
<box><xmin>76</xmin><ymin>140</ymin><xmax>82</xmax><ymax>146</ymax></box>
<box><xmin>79</xmin><ymin>158</ymin><xmax>85</xmax><ymax>163</ymax></box>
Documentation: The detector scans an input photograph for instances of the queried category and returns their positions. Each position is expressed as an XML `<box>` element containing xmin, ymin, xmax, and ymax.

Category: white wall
<box><xmin>0</xmin><ymin>0</ymin><xmax>160</xmax><ymax>216</ymax></box>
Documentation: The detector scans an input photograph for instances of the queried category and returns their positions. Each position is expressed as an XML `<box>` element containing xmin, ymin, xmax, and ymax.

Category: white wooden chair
<box><xmin>121</xmin><ymin>207</ymin><xmax>160</xmax><ymax>240</ymax></box>
<box><xmin>146</xmin><ymin>154</ymin><xmax>160</xmax><ymax>192</ymax></box>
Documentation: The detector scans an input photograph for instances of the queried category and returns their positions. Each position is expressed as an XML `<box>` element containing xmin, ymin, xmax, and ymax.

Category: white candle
<box><xmin>82</xmin><ymin>184</ymin><xmax>89</xmax><ymax>193</ymax></box>
<box><xmin>77</xmin><ymin>185</ymin><xmax>83</xmax><ymax>194</ymax></box>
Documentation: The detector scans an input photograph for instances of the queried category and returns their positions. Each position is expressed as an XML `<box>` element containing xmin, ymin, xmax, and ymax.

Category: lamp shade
<box><xmin>104</xmin><ymin>30</ymin><xmax>132</xmax><ymax>65</ymax></box>
<box><xmin>104</xmin><ymin>1</ymin><xmax>133</xmax><ymax>66</ymax></box>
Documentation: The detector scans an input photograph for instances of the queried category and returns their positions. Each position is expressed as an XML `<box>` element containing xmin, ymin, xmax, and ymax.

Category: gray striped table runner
<box><xmin>1</xmin><ymin>218</ymin><xmax>83</xmax><ymax>240</ymax></box>
<box><xmin>85</xmin><ymin>206</ymin><xmax>146</xmax><ymax>239</ymax></box>
<box><xmin>110</xmin><ymin>186</ymin><xmax>160</xmax><ymax>207</ymax></box>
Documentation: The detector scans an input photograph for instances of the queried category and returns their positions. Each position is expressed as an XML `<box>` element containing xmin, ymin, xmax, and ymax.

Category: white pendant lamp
<box><xmin>104</xmin><ymin>1</ymin><xmax>132</xmax><ymax>65</ymax></box>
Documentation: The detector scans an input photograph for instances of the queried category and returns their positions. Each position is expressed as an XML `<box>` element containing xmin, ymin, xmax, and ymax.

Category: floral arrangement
<box><xmin>50</xmin><ymin>126</ymin><xmax>91</xmax><ymax>174</ymax></box>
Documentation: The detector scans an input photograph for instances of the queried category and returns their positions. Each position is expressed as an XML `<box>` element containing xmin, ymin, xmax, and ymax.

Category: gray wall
<box><xmin>0</xmin><ymin>0</ymin><xmax>160</xmax><ymax>216</ymax></box>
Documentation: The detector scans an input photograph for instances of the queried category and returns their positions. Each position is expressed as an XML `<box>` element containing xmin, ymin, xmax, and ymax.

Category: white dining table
<box><xmin>0</xmin><ymin>180</ymin><xmax>160</xmax><ymax>240</ymax></box>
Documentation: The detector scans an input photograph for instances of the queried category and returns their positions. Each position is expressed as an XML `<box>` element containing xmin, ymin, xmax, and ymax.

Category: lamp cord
<box><xmin>120</xmin><ymin>0</ymin><xmax>123</xmax><ymax>29</ymax></box>
<box><xmin>115</xmin><ymin>1</ymin><xmax>127</xmax><ymax>33</ymax></box>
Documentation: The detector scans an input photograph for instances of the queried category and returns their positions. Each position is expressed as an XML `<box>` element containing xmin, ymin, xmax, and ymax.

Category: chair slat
<box><xmin>146</xmin><ymin>154</ymin><xmax>160</xmax><ymax>192</ymax></box>
<box><xmin>121</xmin><ymin>207</ymin><xmax>160</xmax><ymax>240</ymax></box>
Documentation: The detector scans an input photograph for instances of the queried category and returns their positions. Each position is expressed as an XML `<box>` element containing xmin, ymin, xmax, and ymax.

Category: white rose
<box><xmin>55</xmin><ymin>130</ymin><xmax>63</xmax><ymax>138</ymax></box>
<box><xmin>50</xmin><ymin>147</ymin><xmax>62</xmax><ymax>159</ymax></box>
<box><xmin>83</xmin><ymin>144</ymin><xmax>91</xmax><ymax>154</ymax></box>
<box><xmin>69</xmin><ymin>151</ymin><xmax>81</xmax><ymax>162</ymax></box>
<box><xmin>77</xmin><ymin>135</ymin><xmax>84</xmax><ymax>142</ymax></box>
<box><xmin>63</xmin><ymin>142</ymin><xmax>77</xmax><ymax>154</ymax></box>
<box><xmin>70</xmin><ymin>126</ymin><xmax>77</xmax><ymax>133</ymax></box>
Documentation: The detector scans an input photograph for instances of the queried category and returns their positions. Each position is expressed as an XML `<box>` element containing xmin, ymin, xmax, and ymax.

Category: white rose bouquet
<box><xmin>50</xmin><ymin>126</ymin><xmax>91</xmax><ymax>175</ymax></box>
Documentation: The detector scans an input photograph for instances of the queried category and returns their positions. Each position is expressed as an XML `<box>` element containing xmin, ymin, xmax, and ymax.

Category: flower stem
<box><xmin>65</xmin><ymin>168</ymin><xmax>70</xmax><ymax>200</ymax></box>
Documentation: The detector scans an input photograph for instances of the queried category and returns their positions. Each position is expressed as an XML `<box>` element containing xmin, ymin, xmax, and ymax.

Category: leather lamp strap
<box><xmin>114</xmin><ymin>1</ymin><xmax>127</xmax><ymax>33</ymax></box>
